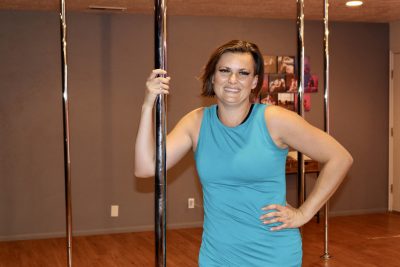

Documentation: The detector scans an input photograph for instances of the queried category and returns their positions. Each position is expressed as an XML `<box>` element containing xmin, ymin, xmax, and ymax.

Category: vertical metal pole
<box><xmin>296</xmin><ymin>0</ymin><xmax>306</xmax><ymax>208</ymax></box>
<box><xmin>154</xmin><ymin>0</ymin><xmax>167</xmax><ymax>266</ymax></box>
<box><xmin>59</xmin><ymin>0</ymin><xmax>73</xmax><ymax>266</ymax></box>
<box><xmin>321</xmin><ymin>0</ymin><xmax>332</xmax><ymax>260</ymax></box>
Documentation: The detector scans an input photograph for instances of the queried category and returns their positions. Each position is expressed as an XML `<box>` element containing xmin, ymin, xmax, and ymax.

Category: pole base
<box><xmin>321</xmin><ymin>253</ymin><xmax>332</xmax><ymax>260</ymax></box>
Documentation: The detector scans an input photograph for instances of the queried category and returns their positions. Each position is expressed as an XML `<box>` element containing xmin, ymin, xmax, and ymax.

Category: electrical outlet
<box><xmin>188</xmin><ymin>198</ymin><xmax>195</xmax><ymax>209</ymax></box>
<box><xmin>111</xmin><ymin>205</ymin><xmax>119</xmax><ymax>217</ymax></box>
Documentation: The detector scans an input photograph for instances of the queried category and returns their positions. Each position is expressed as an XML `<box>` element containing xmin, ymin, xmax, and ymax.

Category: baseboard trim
<box><xmin>0</xmin><ymin>209</ymin><xmax>389</xmax><ymax>241</ymax></box>
<box><xmin>0</xmin><ymin>221</ymin><xmax>204</xmax><ymax>242</ymax></box>
<box><xmin>329</xmin><ymin>208</ymin><xmax>388</xmax><ymax>217</ymax></box>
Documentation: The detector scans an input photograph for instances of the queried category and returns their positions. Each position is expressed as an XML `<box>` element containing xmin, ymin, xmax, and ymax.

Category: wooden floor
<box><xmin>1</xmin><ymin>213</ymin><xmax>399</xmax><ymax>267</ymax></box>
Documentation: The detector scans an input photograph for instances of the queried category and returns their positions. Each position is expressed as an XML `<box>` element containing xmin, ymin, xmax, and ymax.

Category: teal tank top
<box><xmin>195</xmin><ymin>104</ymin><xmax>302</xmax><ymax>267</ymax></box>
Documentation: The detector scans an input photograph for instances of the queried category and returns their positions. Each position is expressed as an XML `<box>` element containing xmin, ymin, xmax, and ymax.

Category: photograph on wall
<box><xmin>255</xmin><ymin>73</ymin><xmax>269</xmax><ymax>103</ymax></box>
<box><xmin>294</xmin><ymin>93</ymin><xmax>312</xmax><ymax>111</ymax></box>
<box><xmin>304</xmin><ymin>56</ymin><xmax>318</xmax><ymax>93</ymax></box>
<box><xmin>268</xmin><ymin>73</ymin><xmax>286</xmax><ymax>93</ymax></box>
<box><xmin>277</xmin><ymin>93</ymin><xmax>295</xmax><ymax>111</ymax></box>
<box><xmin>304</xmin><ymin>93</ymin><xmax>311</xmax><ymax>111</ymax></box>
<box><xmin>261</xmin><ymin>73</ymin><xmax>269</xmax><ymax>94</ymax></box>
<box><xmin>257</xmin><ymin>54</ymin><xmax>314</xmax><ymax>112</ymax></box>
<box><xmin>305</xmin><ymin>74</ymin><xmax>318</xmax><ymax>93</ymax></box>
<box><xmin>277</xmin><ymin>56</ymin><xmax>295</xmax><ymax>75</ymax></box>
<box><xmin>263</xmin><ymin>55</ymin><xmax>277</xmax><ymax>74</ymax></box>
<box><xmin>260</xmin><ymin>93</ymin><xmax>278</xmax><ymax>105</ymax></box>
<box><xmin>285</xmin><ymin>73</ymin><xmax>297</xmax><ymax>92</ymax></box>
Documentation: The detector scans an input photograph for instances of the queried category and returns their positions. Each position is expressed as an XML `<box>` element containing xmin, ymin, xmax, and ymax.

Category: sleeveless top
<box><xmin>195</xmin><ymin>104</ymin><xmax>302</xmax><ymax>267</ymax></box>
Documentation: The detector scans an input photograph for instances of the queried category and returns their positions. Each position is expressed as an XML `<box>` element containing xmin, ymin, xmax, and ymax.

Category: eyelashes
<box><xmin>219</xmin><ymin>68</ymin><xmax>230</xmax><ymax>73</ymax></box>
<box><xmin>218</xmin><ymin>68</ymin><xmax>251</xmax><ymax>77</ymax></box>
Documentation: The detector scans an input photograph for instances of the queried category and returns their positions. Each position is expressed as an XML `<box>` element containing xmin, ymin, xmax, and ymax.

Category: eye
<box><xmin>239</xmin><ymin>71</ymin><xmax>250</xmax><ymax>76</ymax></box>
<box><xmin>219</xmin><ymin>68</ymin><xmax>230</xmax><ymax>73</ymax></box>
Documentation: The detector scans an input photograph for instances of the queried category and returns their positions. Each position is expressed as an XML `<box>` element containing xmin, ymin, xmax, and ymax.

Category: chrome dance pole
<box><xmin>59</xmin><ymin>0</ymin><xmax>73</xmax><ymax>266</ymax></box>
<box><xmin>296</xmin><ymin>0</ymin><xmax>306</xmax><ymax>208</ymax></box>
<box><xmin>321</xmin><ymin>0</ymin><xmax>332</xmax><ymax>260</ymax></box>
<box><xmin>154</xmin><ymin>0</ymin><xmax>167</xmax><ymax>266</ymax></box>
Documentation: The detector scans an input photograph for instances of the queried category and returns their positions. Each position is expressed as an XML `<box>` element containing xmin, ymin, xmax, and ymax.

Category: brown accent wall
<box><xmin>0</xmin><ymin>11</ymin><xmax>389</xmax><ymax>240</ymax></box>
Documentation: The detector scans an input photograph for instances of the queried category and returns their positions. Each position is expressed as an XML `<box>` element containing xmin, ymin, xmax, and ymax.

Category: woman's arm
<box><xmin>134</xmin><ymin>69</ymin><xmax>201</xmax><ymax>178</ymax></box>
<box><xmin>260</xmin><ymin>105</ymin><xmax>353</xmax><ymax>230</ymax></box>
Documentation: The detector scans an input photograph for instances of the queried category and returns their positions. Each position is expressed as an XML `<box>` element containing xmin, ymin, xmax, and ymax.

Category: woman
<box><xmin>135</xmin><ymin>40</ymin><xmax>353</xmax><ymax>266</ymax></box>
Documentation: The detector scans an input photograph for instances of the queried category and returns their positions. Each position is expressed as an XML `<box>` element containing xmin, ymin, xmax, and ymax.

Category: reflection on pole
<box><xmin>59</xmin><ymin>0</ymin><xmax>73</xmax><ymax>266</ymax></box>
<box><xmin>296</xmin><ymin>0</ymin><xmax>306</xmax><ymax>208</ymax></box>
<box><xmin>321</xmin><ymin>0</ymin><xmax>332</xmax><ymax>260</ymax></box>
<box><xmin>154</xmin><ymin>0</ymin><xmax>167</xmax><ymax>266</ymax></box>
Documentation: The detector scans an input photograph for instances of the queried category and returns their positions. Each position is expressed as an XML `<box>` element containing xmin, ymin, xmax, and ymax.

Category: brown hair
<box><xmin>200</xmin><ymin>40</ymin><xmax>264</xmax><ymax>97</ymax></box>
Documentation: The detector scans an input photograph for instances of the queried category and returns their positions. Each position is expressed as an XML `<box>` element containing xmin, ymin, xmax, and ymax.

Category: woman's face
<box><xmin>212</xmin><ymin>52</ymin><xmax>258</xmax><ymax>106</ymax></box>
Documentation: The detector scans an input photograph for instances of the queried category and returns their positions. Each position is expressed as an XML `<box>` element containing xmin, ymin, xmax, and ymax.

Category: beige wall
<box><xmin>0</xmin><ymin>11</ymin><xmax>389</xmax><ymax>240</ymax></box>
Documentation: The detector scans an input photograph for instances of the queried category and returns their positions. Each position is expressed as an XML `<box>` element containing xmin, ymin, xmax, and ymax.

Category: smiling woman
<box><xmin>0</xmin><ymin>0</ymin><xmax>393</xmax><ymax>265</ymax></box>
<box><xmin>212</xmin><ymin>55</ymin><xmax>258</xmax><ymax>124</ymax></box>
<box><xmin>200</xmin><ymin>40</ymin><xmax>264</xmax><ymax>97</ymax></box>
<box><xmin>134</xmin><ymin>39</ymin><xmax>353</xmax><ymax>266</ymax></box>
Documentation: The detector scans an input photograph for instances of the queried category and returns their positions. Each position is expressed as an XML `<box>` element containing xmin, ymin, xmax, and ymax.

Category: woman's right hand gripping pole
<box><xmin>143</xmin><ymin>69</ymin><xmax>171</xmax><ymax>108</ymax></box>
<box><xmin>135</xmin><ymin>69</ymin><xmax>171</xmax><ymax>177</ymax></box>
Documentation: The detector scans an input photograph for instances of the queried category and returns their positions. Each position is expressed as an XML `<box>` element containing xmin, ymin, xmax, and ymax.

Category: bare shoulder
<box><xmin>179</xmin><ymin>107</ymin><xmax>204</xmax><ymax>129</ymax></box>
<box><xmin>172</xmin><ymin>107</ymin><xmax>204</xmax><ymax>151</ymax></box>
<box><xmin>264</xmin><ymin>104</ymin><xmax>303</xmax><ymax>126</ymax></box>
<box><xmin>263</xmin><ymin>104</ymin><xmax>352</xmax><ymax>165</ymax></box>
<box><xmin>263</xmin><ymin>104</ymin><xmax>311</xmax><ymax>149</ymax></box>
<box><xmin>187</xmin><ymin>107</ymin><xmax>205</xmax><ymax>120</ymax></box>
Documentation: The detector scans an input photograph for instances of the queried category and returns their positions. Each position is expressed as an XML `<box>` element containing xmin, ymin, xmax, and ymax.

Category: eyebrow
<box><xmin>218</xmin><ymin>66</ymin><xmax>252</xmax><ymax>71</ymax></box>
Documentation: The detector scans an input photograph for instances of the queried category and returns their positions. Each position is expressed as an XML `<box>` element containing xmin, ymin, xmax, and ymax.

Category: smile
<box><xmin>224</xmin><ymin>87</ymin><xmax>241</xmax><ymax>93</ymax></box>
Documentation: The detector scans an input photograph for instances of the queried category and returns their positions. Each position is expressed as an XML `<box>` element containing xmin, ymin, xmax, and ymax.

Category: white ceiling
<box><xmin>1</xmin><ymin>0</ymin><xmax>400</xmax><ymax>23</ymax></box>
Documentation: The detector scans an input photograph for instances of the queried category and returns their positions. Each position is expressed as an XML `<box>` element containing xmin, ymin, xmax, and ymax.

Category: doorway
<box><xmin>390</xmin><ymin>51</ymin><xmax>400</xmax><ymax>212</ymax></box>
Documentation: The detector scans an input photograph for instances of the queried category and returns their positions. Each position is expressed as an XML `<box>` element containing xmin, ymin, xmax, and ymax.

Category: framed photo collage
<box><xmin>252</xmin><ymin>55</ymin><xmax>318</xmax><ymax>112</ymax></box>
